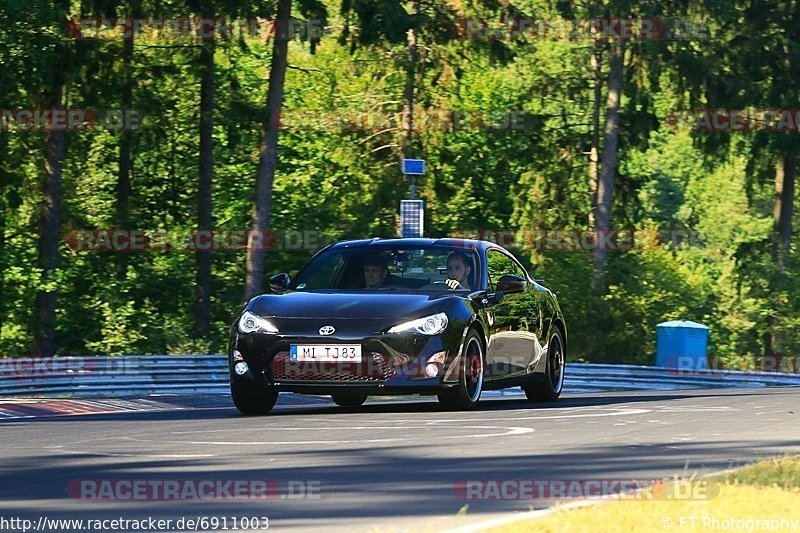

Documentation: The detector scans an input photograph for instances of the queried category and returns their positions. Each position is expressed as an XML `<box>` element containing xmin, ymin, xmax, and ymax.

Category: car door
<box><xmin>484</xmin><ymin>249</ymin><xmax>541</xmax><ymax>378</ymax></box>
<box><xmin>530</xmin><ymin>279</ymin><xmax>552</xmax><ymax>367</ymax></box>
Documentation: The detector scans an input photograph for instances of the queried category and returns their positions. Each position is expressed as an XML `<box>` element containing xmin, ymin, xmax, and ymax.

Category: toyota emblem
<box><xmin>319</xmin><ymin>325</ymin><xmax>335</xmax><ymax>336</ymax></box>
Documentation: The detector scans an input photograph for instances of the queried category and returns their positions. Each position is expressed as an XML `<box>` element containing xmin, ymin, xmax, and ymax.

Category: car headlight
<box><xmin>238</xmin><ymin>311</ymin><xmax>279</xmax><ymax>334</ymax></box>
<box><xmin>388</xmin><ymin>313</ymin><xmax>448</xmax><ymax>335</ymax></box>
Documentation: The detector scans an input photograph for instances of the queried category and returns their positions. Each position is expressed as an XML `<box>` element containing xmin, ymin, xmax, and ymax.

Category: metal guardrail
<box><xmin>1</xmin><ymin>356</ymin><xmax>799</xmax><ymax>398</ymax></box>
<box><xmin>565</xmin><ymin>362</ymin><xmax>800</xmax><ymax>393</ymax></box>
<box><xmin>0</xmin><ymin>356</ymin><xmax>229</xmax><ymax>397</ymax></box>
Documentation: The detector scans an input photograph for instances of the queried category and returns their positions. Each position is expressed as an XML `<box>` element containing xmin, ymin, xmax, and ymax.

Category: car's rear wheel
<box><xmin>438</xmin><ymin>329</ymin><xmax>484</xmax><ymax>410</ymax></box>
<box><xmin>331</xmin><ymin>393</ymin><xmax>368</xmax><ymax>407</ymax></box>
<box><xmin>524</xmin><ymin>326</ymin><xmax>565</xmax><ymax>402</ymax></box>
<box><xmin>231</xmin><ymin>387</ymin><xmax>278</xmax><ymax>415</ymax></box>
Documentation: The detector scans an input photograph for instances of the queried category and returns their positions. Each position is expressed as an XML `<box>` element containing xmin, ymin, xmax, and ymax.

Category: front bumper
<box><xmin>229</xmin><ymin>324</ymin><xmax>466</xmax><ymax>396</ymax></box>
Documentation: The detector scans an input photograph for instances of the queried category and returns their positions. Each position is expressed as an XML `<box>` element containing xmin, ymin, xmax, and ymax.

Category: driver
<box><xmin>363</xmin><ymin>254</ymin><xmax>389</xmax><ymax>288</ymax></box>
<box><xmin>444</xmin><ymin>251</ymin><xmax>472</xmax><ymax>290</ymax></box>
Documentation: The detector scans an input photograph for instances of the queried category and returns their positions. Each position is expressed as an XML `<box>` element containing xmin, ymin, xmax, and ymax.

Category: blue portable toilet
<box><xmin>656</xmin><ymin>320</ymin><xmax>709</xmax><ymax>369</ymax></box>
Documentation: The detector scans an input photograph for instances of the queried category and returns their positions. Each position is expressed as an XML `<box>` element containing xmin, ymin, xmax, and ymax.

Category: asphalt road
<box><xmin>1</xmin><ymin>388</ymin><xmax>799</xmax><ymax>532</ymax></box>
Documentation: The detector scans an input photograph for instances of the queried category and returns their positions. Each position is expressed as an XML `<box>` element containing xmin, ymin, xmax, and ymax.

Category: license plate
<box><xmin>289</xmin><ymin>344</ymin><xmax>362</xmax><ymax>362</ymax></box>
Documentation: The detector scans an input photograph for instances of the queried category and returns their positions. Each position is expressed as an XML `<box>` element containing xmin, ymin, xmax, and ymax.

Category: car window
<box><xmin>291</xmin><ymin>246</ymin><xmax>479</xmax><ymax>291</ymax></box>
<box><xmin>300</xmin><ymin>253</ymin><xmax>345</xmax><ymax>289</ymax></box>
<box><xmin>486</xmin><ymin>250</ymin><xmax>522</xmax><ymax>292</ymax></box>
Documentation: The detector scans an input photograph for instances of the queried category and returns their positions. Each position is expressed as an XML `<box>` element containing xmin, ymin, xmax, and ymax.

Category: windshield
<box><xmin>289</xmin><ymin>245</ymin><xmax>481</xmax><ymax>292</ymax></box>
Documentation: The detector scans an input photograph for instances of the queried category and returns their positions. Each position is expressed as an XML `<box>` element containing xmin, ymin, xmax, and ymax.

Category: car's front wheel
<box><xmin>524</xmin><ymin>326</ymin><xmax>565</xmax><ymax>402</ymax></box>
<box><xmin>438</xmin><ymin>329</ymin><xmax>484</xmax><ymax>410</ymax></box>
<box><xmin>331</xmin><ymin>393</ymin><xmax>368</xmax><ymax>407</ymax></box>
<box><xmin>231</xmin><ymin>387</ymin><xmax>278</xmax><ymax>415</ymax></box>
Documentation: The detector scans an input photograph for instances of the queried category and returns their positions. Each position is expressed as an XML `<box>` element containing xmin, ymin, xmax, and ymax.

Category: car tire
<box><xmin>331</xmin><ymin>393</ymin><xmax>368</xmax><ymax>407</ymax></box>
<box><xmin>231</xmin><ymin>387</ymin><xmax>278</xmax><ymax>415</ymax></box>
<box><xmin>524</xmin><ymin>326</ymin><xmax>565</xmax><ymax>402</ymax></box>
<box><xmin>437</xmin><ymin>329</ymin><xmax>484</xmax><ymax>411</ymax></box>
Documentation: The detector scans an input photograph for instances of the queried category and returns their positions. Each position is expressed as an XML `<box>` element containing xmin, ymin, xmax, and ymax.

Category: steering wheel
<box><xmin>419</xmin><ymin>280</ymin><xmax>453</xmax><ymax>290</ymax></box>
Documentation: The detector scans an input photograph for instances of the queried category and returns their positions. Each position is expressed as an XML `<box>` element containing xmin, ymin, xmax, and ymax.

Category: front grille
<box><xmin>269</xmin><ymin>351</ymin><xmax>395</xmax><ymax>382</ymax></box>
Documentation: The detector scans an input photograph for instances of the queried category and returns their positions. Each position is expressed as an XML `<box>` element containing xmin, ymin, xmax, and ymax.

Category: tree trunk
<box><xmin>0</xmin><ymin>134</ymin><xmax>7</xmax><ymax>336</ymax></box>
<box><xmin>765</xmin><ymin>152</ymin><xmax>795</xmax><ymax>355</ymax></box>
<box><xmin>115</xmin><ymin>0</ymin><xmax>137</xmax><ymax>280</ymax></box>
<box><xmin>196</xmin><ymin>0</ymin><xmax>215</xmax><ymax>335</ymax></box>
<box><xmin>243</xmin><ymin>0</ymin><xmax>291</xmax><ymax>301</ymax></box>
<box><xmin>35</xmin><ymin>85</ymin><xmax>66</xmax><ymax>356</ymax></box>
<box><xmin>35</xmin><ymin>0</ymin><xmax>70</xmax><ymax>355</ymax></box>
<box><xmin>0</xmin><ymin>194</ymin><xmax>5</xmax><ymax>336</ymax></box>
<box><xmin>772</xmin><ymin>153</ymin><xmax>795</xmax><ymax>268</ymax></box>
<box><xmin>402</xmin><ymin>0</ymin><xmax>420</xmax><ymax>199</ymax></box>
<box><xmin>588</xmin><ymin>39</ymin><xmax>602</xmax><ymax>228</ymax></box>
<box><xmin>591</xmin><ymin>37</ymin><xmax>625</xmax><ymax>294</ymax></box>
<box><xmin>762</xmin><ymin>0</ymin><xmax>798</xmax><ymax>358</ymax></box>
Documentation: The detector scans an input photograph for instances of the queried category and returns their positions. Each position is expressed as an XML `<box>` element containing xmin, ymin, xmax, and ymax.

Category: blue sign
<box><xmin>402</xmin><ymin>159</ymin><xmax>425</xmax><ymax>175</ymax></box>
<box><xmin>400</xmin><ymin>200</ymin><xmax>424</xmax><ymax>238</ymax></box>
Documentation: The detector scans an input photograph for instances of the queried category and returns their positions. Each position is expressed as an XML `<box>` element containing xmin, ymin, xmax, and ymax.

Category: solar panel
<box><xmin>400</xmin><ymin>200</ymin><xmax>424</xmax><ymax>238</ymax></box>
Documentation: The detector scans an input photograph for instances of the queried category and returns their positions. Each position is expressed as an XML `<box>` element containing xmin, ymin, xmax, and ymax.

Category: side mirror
<box><xmin>269</xmin><ymin>272</ymin><xmax>291</xmax><ymax>293</ymax></box>
<box><xmin>496</xmin><ymin>274</ymin><xmax>527</xmax><ymax>295</ymax></box>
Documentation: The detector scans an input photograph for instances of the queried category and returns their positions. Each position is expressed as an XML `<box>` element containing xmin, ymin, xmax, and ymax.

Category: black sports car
<box><xmin>229</xmin><ymin>238</ymin><xmax>566</xmax><ymax>414</ymax></box>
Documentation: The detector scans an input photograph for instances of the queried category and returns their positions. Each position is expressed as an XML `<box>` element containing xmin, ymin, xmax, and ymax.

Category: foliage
<box><xmin>0</xmin><ymin>0</ymin><xmax>797</xmax><ymax>363</ymax></box>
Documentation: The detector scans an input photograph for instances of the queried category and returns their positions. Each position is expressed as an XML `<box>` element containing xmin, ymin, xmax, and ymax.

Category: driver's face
<box><xmin>446</xmin><ymin>258</ymin><xmax>470</xmax><ymax>283</ymax></box>
<box><xmin>364</xmin><ymin>265</ymin><xmax>387</xmax><ymax>288</ymax></box>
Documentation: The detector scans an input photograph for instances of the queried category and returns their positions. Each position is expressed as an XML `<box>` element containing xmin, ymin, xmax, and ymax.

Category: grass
<box><xmin>722</xmin><ymin>455</ymin><xmax>800</xmax><ymax>490</ymax></box>
<box><xmin>487</xmin><ymin>455</ymin><xmax>800</xmax><ymax>533</ymax></box>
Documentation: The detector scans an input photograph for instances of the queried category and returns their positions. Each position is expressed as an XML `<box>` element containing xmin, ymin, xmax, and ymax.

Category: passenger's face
<box><xmin>364</xmin><ymin>265</ymin><xmax>387</xmax><ymax>287</ymax></box>
<box><xmin>446</xmin><ymin>257</ymin><xmax>470</xmax><ymax>283</ymax></box>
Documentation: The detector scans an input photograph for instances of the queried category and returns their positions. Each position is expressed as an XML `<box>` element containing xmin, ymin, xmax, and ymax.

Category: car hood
<box><xmin>249</xmin><ymin>291</ymin><xmax>452</xmax><ymax>320</ymax></box>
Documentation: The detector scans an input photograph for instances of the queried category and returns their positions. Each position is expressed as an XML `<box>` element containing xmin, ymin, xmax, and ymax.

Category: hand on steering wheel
<box><xmin>444</xmin><ymin>279</ymin><xmax>463</xmax><ymax>290</ymax></box>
